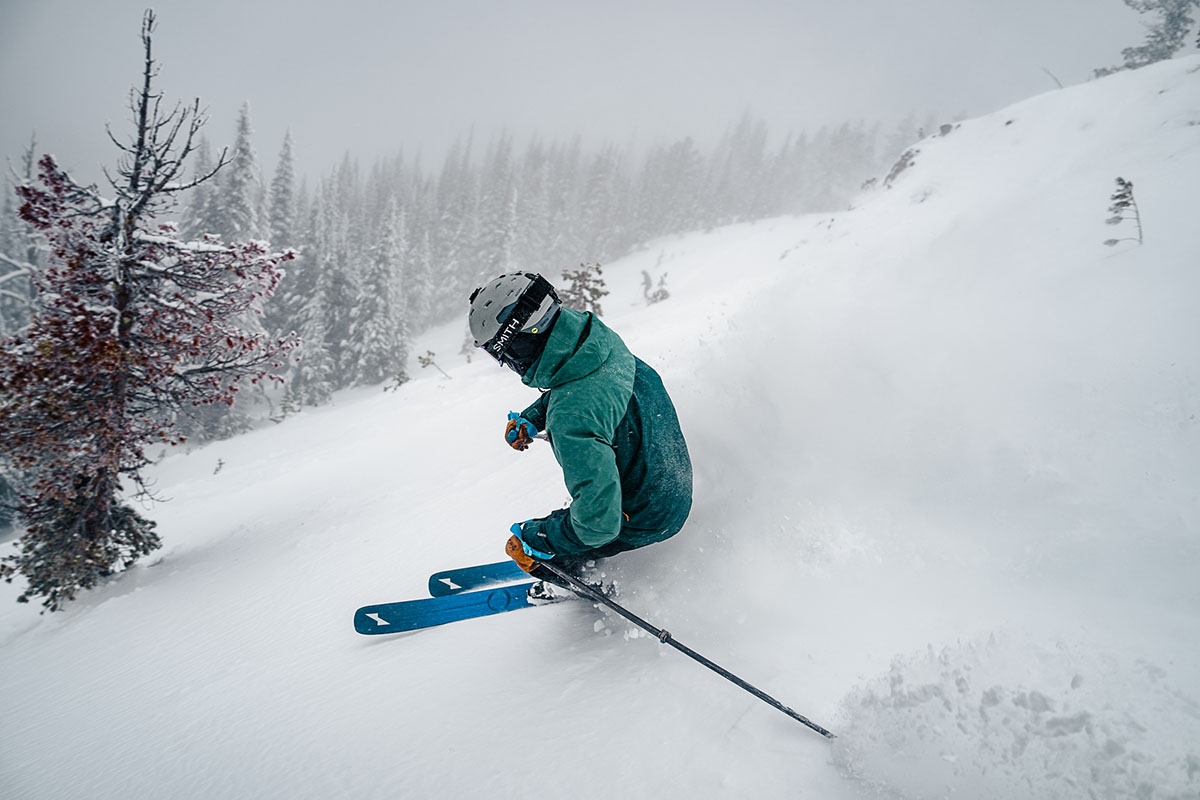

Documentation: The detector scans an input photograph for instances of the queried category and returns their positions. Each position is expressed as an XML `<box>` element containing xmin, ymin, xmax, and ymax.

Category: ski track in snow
<box><xmin>2</xmin><ymin>56</ymin><xmax>1200</xmax><ymax>800</ymax></box>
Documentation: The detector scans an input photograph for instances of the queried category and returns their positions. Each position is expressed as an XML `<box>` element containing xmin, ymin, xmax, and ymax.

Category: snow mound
<box><xmin>833</xmin><ymin>636</ymin><xmax>1200</xmax><ymax>799</ymax></box>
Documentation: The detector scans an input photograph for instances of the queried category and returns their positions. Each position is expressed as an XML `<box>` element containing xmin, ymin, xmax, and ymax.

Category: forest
<box><xmin>2</xmin><ymin>104</ymin><xmax>929</xmax><ymax>435</ymax></box>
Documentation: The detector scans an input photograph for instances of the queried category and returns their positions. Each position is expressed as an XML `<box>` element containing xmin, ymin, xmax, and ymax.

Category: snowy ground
<box><xmin>3</xmin><ymin>57</ymin><xmax>1199</xmax><ymax>799</ymax></box>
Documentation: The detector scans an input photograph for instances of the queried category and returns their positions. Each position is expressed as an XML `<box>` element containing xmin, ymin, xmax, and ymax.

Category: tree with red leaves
<box><xmin>0</xmin><ymin>11</ymin><xmax>296</xmax><ymax>610</ymax></box>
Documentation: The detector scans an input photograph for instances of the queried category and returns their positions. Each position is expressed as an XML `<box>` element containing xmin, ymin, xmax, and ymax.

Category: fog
<box><xmin>2</xmin><ymin>0</ymin><xmax>1139</xmax><ymax>185</ymax></box>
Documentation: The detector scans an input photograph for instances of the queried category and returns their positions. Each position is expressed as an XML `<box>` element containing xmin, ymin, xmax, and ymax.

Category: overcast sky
<box><xmin>1</xmin><ymin>0</ymin><xmax>1141</xmax><ymax>187</ymax></box>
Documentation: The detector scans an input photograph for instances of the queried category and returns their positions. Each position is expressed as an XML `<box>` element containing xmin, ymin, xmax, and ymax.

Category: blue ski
<box><xmin>354</xmin><ymin>581</ymin><xmax>538</xmax><ymax>635</ymax></box>
<box><xmin>428</xmin><ymin>560</ymin><xmax>527</xmax><ymax>597</ymax></box>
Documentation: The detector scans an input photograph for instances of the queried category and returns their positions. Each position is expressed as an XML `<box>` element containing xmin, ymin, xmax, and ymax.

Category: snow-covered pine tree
<box><xmin>545</xmin><ymin>138</ymin><xmax>584</xmax><ymax>269</ymax></box>
<box><xmin>218</xmin><ymin>103</ymin><xmax>261</xmax><ymax>241</ymax></box>
<box><xmin>512</xmin><ymin>141</ymin><xmax>555</xmax><ymax>275</ymax></box>
<box><xmin>289</xmin><ymin>264</ymin><xmax>336</xmax><ymax>408</ymax></box>
<box><xmin>0</xmin><ymin>137</ymin><xmax>42</xmax><ymax>337</ymax></box>
<box><xmin>630</xmin><ymin>143</ymin><xmax>667</xmax><ymax>245</ymax></box>
<box><xmin>433</xmin><ymin>137</ymin><xmax>476</xmax><ymax>316</ymax></box>
<box><xmin>285</xmin><ymin>190</ymin><xmax>338</xmax><ymax>406</ymax></box>
<box><xmin>828</xmin><ymin>121</ymin><xmax>879</xmax><ymax>206</ymax></box>
<box><xmin>175</xmin><ymin>105</ymin><xmax>270</xmax><ymax>440</ymax></box>
<box><xmin>0</xmin><ymin>11</ymin><xmax>296</xmax><ymax>610</ymax></box>
<box><xmin>268</xmin><ymin>131</ymin><xmax>297</xmax><ymax>247</ymax></box>
<box><xmin>476</xmin><ymin>133</ymin><xmax>519</xmax><ymax>278</ymax></box>
<box><xmin>559</xmin><ymin>262</ymin><xmax>608</xmax><ymax>316</ymax></box>
<box><xmin>664</xmin><ymin>141</ymin><xmax>699</xmax><ymax>234</ymax></box>
<box><xmin>182</xmin><ymin>137</ymin><xmax>228</xmax><ymax>239</ymax></box>
<box><xmin>262</xmin><ymin>131</ymin><xmax>298</xmax><ymax>344</ymax></box>
<box><xmin>273</xmin><ymin>179</ymin><xmax>315</xmax><ymax>348</ymax></box>
<box><xmin>406</xmin><ymin>227</ymin><xmax>435</xmax><ymax>330</ymax></box>
<box><xmin>1104</xmin><ymin>176</ymin><xmax>1144</xmax><ymax>246</ymax></box>
<box><xmin>580</xmin><ymin>146</ymin><xmax>627</xmax><ymax>262</ymax></box>
<box><xmin>490</xmin><ymin>184</ymin><xmax>519</xmax><ymax>275</ymax></box>
<box><xmin>325</xmin><ymin>216</ymin><xmax>361</xmax><ymax>387</ymax></box>
<box><xmin>0</xmin><ymin>191</ymin><xmax>32</xmax><ymax>338</ymax></box>
<box><xmin>353</xmin><ymin>197</ymin><xmax>410</xmax><ymax>386</ymax></box>
<box><xmin>710</xmin><ymin>114</ymin><xmax>771</xmax><ymax>224</ymax></box>
<box><xmin>0</xmin><ymin>162</ymin><xmax>33</xmax><ymax>533</ymax></box>
<box><xmin>288</xmin><ymin>286</ymin><xmax>335</xmax><ymax>407</ymax></box>
<box><xmin>0</xmin><ymin>472</ymin><xmax>16</xmax><ymax>532</ymax></box>
<box><xmin>1097</xmin><ymin>0</ymin><xmax>1200</xmax><ymax>75</ymax></box>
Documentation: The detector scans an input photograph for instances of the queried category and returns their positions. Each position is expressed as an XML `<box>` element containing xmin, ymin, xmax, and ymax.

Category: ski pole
<box><xmin>537</xmin><ymin>560</ymin><xmax>836</xmax><ymax>740</ymax></box>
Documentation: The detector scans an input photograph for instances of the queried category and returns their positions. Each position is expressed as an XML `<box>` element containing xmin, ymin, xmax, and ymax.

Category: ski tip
<box><xmin>354</xmin><ymin>607</ymin><xmax>398</xmax><ymax>635</ymax></box>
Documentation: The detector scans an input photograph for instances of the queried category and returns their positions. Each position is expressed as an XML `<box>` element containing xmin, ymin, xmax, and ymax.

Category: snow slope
<box><xmin>3</xmin><ymin>57</ymin><xmax>1199</xmax><ymax>800</ymax></box>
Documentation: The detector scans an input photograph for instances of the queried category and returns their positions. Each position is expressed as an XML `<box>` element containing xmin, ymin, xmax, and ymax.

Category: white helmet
<box><xmin>468</xmin><ymin>273</ymin><xmax>561</xmax><ymax>370</ymax></box>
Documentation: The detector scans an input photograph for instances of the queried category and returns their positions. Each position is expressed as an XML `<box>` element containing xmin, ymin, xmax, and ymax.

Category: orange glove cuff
<box><xmin>505</xmin><ymin>534</ymin><xmax>539</xmax><ymax>573</ymax></box>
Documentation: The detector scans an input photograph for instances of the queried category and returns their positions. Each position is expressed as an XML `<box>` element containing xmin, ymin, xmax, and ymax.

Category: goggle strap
<box><xmin>483</xmin><ymin>274</ymin><xmax>556</xmax><ymax>360</ymax></box>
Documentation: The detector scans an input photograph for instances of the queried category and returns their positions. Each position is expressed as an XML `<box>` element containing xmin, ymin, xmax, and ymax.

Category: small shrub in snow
<box><xmin>1104</xmin><ymin>176</ymin><xmax>1144</xmax><ymax>246</ymax></box>
<box><xmin>559</xmin><ymin>262</ymin><xmax>608</xmax><ymax>316</ymax></box>
<box><xmin>417</xmin><ymin>350</ymin><xmax>451</xmax><ymax>379</ymax></box>
<box><xmin>641</xmin><ymin>270</ymin><xmax>670</xmax><ymax>305</ymax></box>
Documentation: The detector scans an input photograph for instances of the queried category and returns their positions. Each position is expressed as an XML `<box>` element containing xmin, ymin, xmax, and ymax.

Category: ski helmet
<box><xmin>468</xmin><ymin>272</ymin><xmax>561</xmax><ymax>372</ymax></box>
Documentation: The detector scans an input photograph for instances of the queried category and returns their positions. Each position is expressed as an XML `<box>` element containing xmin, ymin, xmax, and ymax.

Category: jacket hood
<box><xmin>522</xmin><ymin>308</ymin><xmax>613</xmax><ymax>389</ymax></box>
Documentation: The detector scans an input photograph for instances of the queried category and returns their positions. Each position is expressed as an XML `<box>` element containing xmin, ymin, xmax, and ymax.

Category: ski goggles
<box><xmin>480</xmin><ymin>273</ymin><xmax>558</xmax><ymax>365</ymax></box>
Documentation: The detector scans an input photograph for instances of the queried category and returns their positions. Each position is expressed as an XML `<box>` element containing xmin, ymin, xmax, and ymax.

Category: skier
<box><xmin>468</xmin><ymin>272</ymin><xmax>692</xmax><ymax>599</ymax></box>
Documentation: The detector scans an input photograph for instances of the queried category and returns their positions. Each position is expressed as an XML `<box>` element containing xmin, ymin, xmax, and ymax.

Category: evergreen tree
<box><xmin>559</xmin><ymin>262</ymin><xmax>608</xmax><ymax>316</ymax></box>
<box><xmin>709</xmin><ymin>113</ymin><xmax>770</xmax><ymax>223</ymax></box>
<box><xmin>580</xmin><ymin>146</ymin><xmax>627</xmax><ymax>261</ymax></box>
<box><xmin>432</xmin><ymin>137</ymin><xmax>477</xmax><ymax>320</ymax></box>
<box><xmin>263</xmin><ymin>131</ymin><xmax>298</xmax><ymax>344</ymax></box>
<box><xmin>354</xmin><ymin>198</ymin><xmax>410</xmax><ymax>386</ymax></box>
<box><xmin>269</xmin><ymin>131</ymin><xmax>297</xmax><ymax>247</ymax></box>
<box><xmin>1097</xmin><ymin>0</ymin><xmax>1200</xmax><ymax>75</ymax></box>
<box><xmin>884</xmin><ymin>113</ymin><xmax>920</xmax><ymax>161</ymax></box>
<box><xmin>288</xmin><ymin>286</ymin><xmax>335</xmax><ymax>407</ymax></box>
<box><xmin>276</xmin><ymin>179</ymin><xmax>314</xmax><ymax>333</ymax></box>
<box><xmin>0</xmin><ymin>12</ymin><xmax>295</xmax><ymax>610</ymax></box>
<box><xmin>659</xmin><ymin>136</ymin><xmax>707</xmax><ymax>232</ymax></box>
<box><xmin>477</xmin><ymin>133</ymin><xmax>518</xmax><ymax>277</ymax></box>
<box><xmin>406</xmin><ymin>227</ymin><xmax>435</xmax><ymax>330</ymax></box>
<box><xmin>544</xmin><ymin>137</ymin><xmax>584</xmax><ymax>271</ymax></box>
<box><xmin>0</xmin><ymin>137</ymin><xmax>42</xmax><ymax>337</ymax></box>
<box><xmin>0</xmin><ymin>472</ymin><xmax>16</xmax><ymax>532</ymax></box>
<box><xmin>219</xmin><ymin>103</ymin><xmax>261</xmax><ymax>240</ymax></box>
<box><xmin>324</xmin><ymin>208</ymin><xmax>360</xmax><ymax>386</ymax></box>
<box><xmin>285</xmin><ymin>191</ymin><xmax>337</xmax><ymax>406</ymax></box>
<box><xmin>182</xmin><ymin>137</ymin><xmax>228</xmax><ymax>239</ymax></box>
<box><xmin>826</xmin><ymin>121</ymin><xmax>878</xmax><ymax>205</ymax></box>
<box><xmin>0</xmin><ymin>190</ymin><xmax>32</xmax><ymax>338</ymax></box>
<box><xmin>1104</xmin><ymin>176</ymin><xmax>1144</xmax><ymax>246</ymax></box>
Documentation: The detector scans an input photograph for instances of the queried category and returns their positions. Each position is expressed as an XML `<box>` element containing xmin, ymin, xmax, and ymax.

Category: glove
<box><xmin>505</xmin><ymin>412</ymin><xmax>538</xmax><ymax>451</ymax></box>
<box><xmin>506</xmin><ymin>521</ymin><xmax>554</xmax><ymax>573</ymax></box>
<box><xmin>505</xmin><ymin>534</ymin><xmax>538</xmax><ymax>573</ymax></box>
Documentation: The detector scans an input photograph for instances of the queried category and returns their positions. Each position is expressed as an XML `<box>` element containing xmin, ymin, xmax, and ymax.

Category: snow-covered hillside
<box><xmin>3</xmin><ymin>57</ymin><xmax>1199</xmax><ymax>800</ymax></box>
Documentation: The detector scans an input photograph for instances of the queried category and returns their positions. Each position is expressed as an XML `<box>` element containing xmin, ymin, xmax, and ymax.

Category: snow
<box><xmin>3</xmin><ymin>56</ymin><xmax>1199</xmax><ymax>799</ymax></box>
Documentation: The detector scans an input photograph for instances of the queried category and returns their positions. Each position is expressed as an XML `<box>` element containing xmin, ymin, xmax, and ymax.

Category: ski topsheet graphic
<box><xmin>427</xmin><ymin>560</ymin><xmax>527</xmax><ymax>597</ymax></box>
<box><xmin>354</xmin><ymin>580</ymin><xmax>538</xmax><ymax>634</ymax></box>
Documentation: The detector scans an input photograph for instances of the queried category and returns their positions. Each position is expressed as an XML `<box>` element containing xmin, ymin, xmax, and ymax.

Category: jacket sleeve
<box><xmin>519</xmin><ymin>412</ymin><xmax>623</xmax><ymax>557</ymax></box>
<box><xmin>519</xmin><ymin>392</ymin><xmax>551</xmax><ymax>432</ymax></box>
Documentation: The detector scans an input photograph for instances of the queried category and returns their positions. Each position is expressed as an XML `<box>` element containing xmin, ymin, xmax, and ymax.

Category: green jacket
<box><xmin>517</xmin><ymin>309</ymin><xmax>692</xmax><ymax>558</ymax></box>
